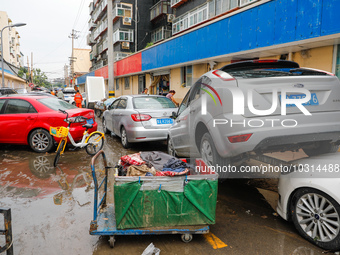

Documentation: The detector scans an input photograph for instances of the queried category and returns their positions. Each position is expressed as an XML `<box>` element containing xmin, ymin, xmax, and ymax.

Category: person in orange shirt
<box><xmin>74</xmin><ymin>90</ymin><xmax>83</xmax><ymax>108</ymax></box>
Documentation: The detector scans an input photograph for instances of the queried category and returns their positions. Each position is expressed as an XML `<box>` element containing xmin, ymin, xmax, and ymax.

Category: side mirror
<box><xmin>171</xmin><ymin>111</ymin><xmax>177</xmax><ymax>119</ymax></box>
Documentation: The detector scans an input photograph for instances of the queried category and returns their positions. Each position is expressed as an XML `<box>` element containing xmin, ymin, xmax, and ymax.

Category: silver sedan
<box><xmin>102</xmin><ymin>95</ymin><xmax>177</xmax><ymax>148</ymax></box>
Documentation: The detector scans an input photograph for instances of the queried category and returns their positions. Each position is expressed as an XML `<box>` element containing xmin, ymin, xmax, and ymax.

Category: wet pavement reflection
<box><xmin>0</xmin><ymin>117</ymin><xmax>328</xmax><ymax>254</ymax></box>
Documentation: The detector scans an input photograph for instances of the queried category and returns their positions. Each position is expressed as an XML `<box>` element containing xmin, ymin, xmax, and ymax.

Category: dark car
<box><xmin>0</xmin><ymin>87</ymin><xmax>18</xmax><ymax>95</ymax></box>
<box><xmin>0</xmin><ymin>95</ymin><xmax>97</xmax><ymax>153</ymax></box>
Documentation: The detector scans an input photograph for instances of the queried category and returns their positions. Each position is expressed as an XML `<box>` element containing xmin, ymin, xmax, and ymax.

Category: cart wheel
<box><xmin>109</xmin><ymin>236</ymin><xmax>115</xmax><ymax>248</ymax></box>
<box><xmin>181</xmin><ymin>234</ymin><xmax>193</xmax><ymax>243</ymax></box>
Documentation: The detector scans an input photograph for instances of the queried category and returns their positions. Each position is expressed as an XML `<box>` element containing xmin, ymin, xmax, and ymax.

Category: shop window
<box><xmin>124</xmin><ymin>77</ymin><xmax>130</xmax><ymax>90</ymax></box>
<box><xmin>116</xmin><ymin>79</ymin><xmax>120</xmax><ymax>90</ymax></box>
<box><xmin>181</xmin><ymin>66</ymin><xmax>193</xmax><ymax>88</ymax></box>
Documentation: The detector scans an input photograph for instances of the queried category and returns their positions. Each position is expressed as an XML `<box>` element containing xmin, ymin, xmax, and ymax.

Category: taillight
<box><xmin>131</xmin><ymin>114</ymin><xmax>151</xmax><ymax>121</ymax></box>
<box><xmin>212</xmin><ymin>70</ymin><xmax>234</xmax><ymax>81</ymax></box>
<box><xmin>228</xmin><ymin>134</ymin><xmax>252</xmax><ymax>143</ymax></box>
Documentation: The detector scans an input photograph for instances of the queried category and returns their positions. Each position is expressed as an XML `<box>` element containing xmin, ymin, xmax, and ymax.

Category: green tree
<box><xmin>32</xmin><ymin>68</ymin><xmax>51</xmax><ymax>88</ymax></box>
<box><xmin>18</xmin><ymin>67</ymin><xmax>30</xmax><ymax>82</ymax></box>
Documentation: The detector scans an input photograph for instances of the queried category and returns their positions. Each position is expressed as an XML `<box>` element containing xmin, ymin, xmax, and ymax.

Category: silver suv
<box><xmin>167</xmin><ymin>60</ymin><xmax>340</xmax><ymax>175</ymax></box>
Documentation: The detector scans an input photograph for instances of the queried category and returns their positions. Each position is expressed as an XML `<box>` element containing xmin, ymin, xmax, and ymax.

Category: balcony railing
<box><xmin>170</xmin><ymin>0</ymin><xmax>187</xmax><ymax>8</ymax></box>
<box><xmin>150</xmin><ymin>0</ymin><xmax>171</xmax><ymax>21</ymax></box>
<box><xmin>172</xmin><ymin>3</ymin><xmax>208</xmax><ymax>34</ymax></box>
<box><xmin>93</xmin><ymin>18</ymin><xmax>108</xmax><ymax>39</ymax></box>
<box><xmin>89</xmin><ymin>1</ymin><xmax>94</xmax><ymax>14</ymax></box>
<box><xmin>88</xmin><ymin>19</ymin><xmax>97</xmax><ymax>31</ymax></box>
<box><xmin>92</xmin><ymin>0</ymin><xmax>108</xmax><ymax>21</ymax></box>
<box><xmin>87</xmin><ymin>34</ymin><xmax>96</xmax><ymax>45</ymax></box>
<box><xmin>151</xmin><ymin>26</ymin><xmax>171</xmax><ymax>43</ymax></box>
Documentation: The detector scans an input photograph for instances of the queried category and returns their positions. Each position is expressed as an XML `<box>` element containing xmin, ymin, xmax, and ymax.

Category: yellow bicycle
<box><xmin>50</xmin><ymin>109</ymin><xmax>105</xmax><ymax>167</ymax></box>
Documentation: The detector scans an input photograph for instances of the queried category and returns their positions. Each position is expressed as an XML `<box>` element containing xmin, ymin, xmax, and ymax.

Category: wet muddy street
<box><xmin>0</xmin><ymin>117</ymin><xmax>329</xmax><ymax>254</ymax></box>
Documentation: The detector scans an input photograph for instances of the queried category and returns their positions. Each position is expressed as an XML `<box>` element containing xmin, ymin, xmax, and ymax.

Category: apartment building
<box><xmin>78</xmin><ymin>0</ymin><xmax>340</xmax><ymax>102</ymax></box>
<box><xmin>0</xmin><ymin>11</ymin><xmax>26</xmax><ymax>88</ymax></box>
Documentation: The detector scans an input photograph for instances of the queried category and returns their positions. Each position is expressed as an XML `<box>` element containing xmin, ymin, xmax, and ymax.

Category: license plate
<box><xmin>87</xmin><ymin>119</ymin><xmax>94</xmax><ymax>124</ymax></box>
<box><xmin>281</xmin><ymin>93</ymin><xmax>319</xmax><ymax>107</ymax></box>
<box><xmin>156</xmin><ymin>118</ymin><xmax>173</xmax><ymax>125</ymax></box>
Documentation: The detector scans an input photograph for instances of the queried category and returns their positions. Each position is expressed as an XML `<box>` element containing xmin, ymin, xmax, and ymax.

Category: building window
<box><xmin>124</xmin><ymin>77</ymin><xmax>130</xmax><ymax>90</ymax></box>
<box><xmin>173</xmin><ymin>4</ymin><xmax>208</xmax><ymax>35</ymax></box>
<box><xmin>151</xmin><ymin>27</ymin><xmax>172</xmax><ymax>43</ymax></box>
<box><xmin>113</xmin><ymin>3</ymin><xmax>132</xmax><ymax>19</ymax></box>
<box><xmin>208</xmin><ymin>0</ymin><xmax>239</xmax><ymax>18</ymax></box>
<box><xmin>116</xmin><ymin>79</ymin><xmax>120</xmax><ymax>90</ymax></box>
<box><xmin>113</xmin><ymin>29</ymin><xmax>134</xmax><ymax>43</ymax></box>
<box><xmin>181</xmin><ymin>66</ymin><xmax>193</xmax><ymax>88</ymax></box>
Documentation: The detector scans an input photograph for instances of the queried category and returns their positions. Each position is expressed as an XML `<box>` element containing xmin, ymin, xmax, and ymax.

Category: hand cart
<box><xmin>89</xmin><ymin>150</ymin><xmax>218</xmax><ymax>248</ymax></box>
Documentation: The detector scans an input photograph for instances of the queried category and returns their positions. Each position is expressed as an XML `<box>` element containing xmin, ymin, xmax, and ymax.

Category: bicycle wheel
<box><xmin>85</xmin><ymin>133</ymin><xmax>104</xmax><ymax>155</ymax></box>
<box><xmin>54</xmin><ymin>139</ymin><xmax>66</xmax><ymax>167</ymax></box>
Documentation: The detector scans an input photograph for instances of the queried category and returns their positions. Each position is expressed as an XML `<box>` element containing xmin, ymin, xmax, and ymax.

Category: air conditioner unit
<box><xmin>123</xmin><ymin>17</ymin><xmax>132</xmax><ymax>25</ymax></box>
<box><xmin>122</xmin><ymin>41</ymin><xmax>130</xmax><ymax>49</ymax></box>
<box><xmin>167</xmin><ymin>14</ymin><xmax>175</xmax><ymax>23</ymax></box>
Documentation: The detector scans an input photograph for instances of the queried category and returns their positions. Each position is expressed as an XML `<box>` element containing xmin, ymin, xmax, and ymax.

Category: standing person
<box><xmin>166</xmin><ymin>90</ymin><xmax>179</xmax><ymax>106</ymax></box>
<box><xmin>57</xmin><ymin>89</ymin><xmax>64</xmax><ymax>100</ymax></box>
<box><xmin>74</xmin><ymin>90</ymin><xmax>83</xmax><ymax>108</ymax></box>
<box><xmin>50</xmin><ymin>89</ymin><xmax>55</xmax><ymax>96</ymax></box>
<box><xmin>142</xmin><ymin>88</ymin><xmax>148</xmax><ymax>94</ymax></box>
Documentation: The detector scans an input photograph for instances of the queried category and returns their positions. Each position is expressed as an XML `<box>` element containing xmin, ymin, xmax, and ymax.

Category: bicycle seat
<box><xmin>83</xmin><ymin>124</ymin><xmax>93</xmax><ymax>129</ymax></box>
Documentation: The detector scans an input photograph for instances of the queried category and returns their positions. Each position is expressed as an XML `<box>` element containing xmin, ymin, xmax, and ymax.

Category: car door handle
<box><xmin>190</xmin><ymin>109</ymin><xmax>196</xmax><ymax>113</ymax></box>
<box><xmin>26</xmin><ymin>116</ymin><xmax>35</xmax><ymax>121</ymax></box>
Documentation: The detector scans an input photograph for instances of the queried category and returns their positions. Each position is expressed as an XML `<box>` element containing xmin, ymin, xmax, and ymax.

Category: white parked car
<box><xmin>277</xmin><ymin>152</ymin><xmax>340</xmax><ymax>250</ymax></box>
<box><xmin>63</xmin><ymin>88</ymin><xmax>77</xmax><ymax>103</ymax></box>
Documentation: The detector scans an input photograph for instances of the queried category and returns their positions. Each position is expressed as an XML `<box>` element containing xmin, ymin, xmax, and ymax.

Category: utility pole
<box><xmin>27</xmin><ymin>56</ymin><xmax>30</xmax><ymax>82</ymax></box>
<box><xmin>107</xmin><ymin>0</ymin><xmax>114</xmax><ymax>97</ymax></box>
<box><xmin>30</xmin><ymin>52</ymin><xmax>33</xmax><ymax>83</ymax></box>
<box><xmin>69</xmin><ymin>29</ymin><xmax>78</xmax><ymax>87</ymax></box>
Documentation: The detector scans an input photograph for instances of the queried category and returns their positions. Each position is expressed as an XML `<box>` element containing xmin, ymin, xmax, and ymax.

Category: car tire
<box><xmin>303</xmin><ymin>142</ymin><xmax>339</xmax><ymax>157</ymax></box>
<box><xmin>95</xmin><ymin>109</ymin><xmax>102</xmax><ymax>117</ymax></box>
<box><xmin>167</xmin><ymin>136</ymin><xmax>177</xmax><ymax>157</ymax></box>
<box><xmin>290</xmin><ymin>188</ymin><xmax>340</xmax><ymax>250</ymax></box>
<box><xmin>120</xmin><ymin>126</ymin><xmax>130</xmax><ymax>149</ymax></box>
<box><xmin>102</xmin><ymin>118</ymin><xmax>109</xmax><ymax>134</ymax></box>
<box><xmin>29</xmin><ymin>129</ymin><xmax>54</xmax><ymax>153</ymax></box>
<box><xmin>200</xmin><ymin>132</ymin><xmax>230</xmax><ymax>179</ymax></box>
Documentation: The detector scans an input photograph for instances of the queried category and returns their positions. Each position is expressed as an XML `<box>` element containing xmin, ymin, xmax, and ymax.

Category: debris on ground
<box><xmin>141</xmin><ymin>243</ymin><xmax>160</xmax><ymax>255</ymax></box>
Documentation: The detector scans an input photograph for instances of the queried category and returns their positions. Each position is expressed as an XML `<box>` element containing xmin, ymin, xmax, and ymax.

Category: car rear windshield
<box><xmin>226</xmin><ymin>68</ymin><xmax>331</xmax><ymax>79</ymax></box>
<box><xmin>133</xmin><ymin>97</ymin><xmax>176</xmax><ymax>109</ymax></box>
<box><xmin>64</xmin><ymin>90</ymin><xmax>76</xmax><ymax>94</ymax></box>
<box><xmin>38</xmin><ymin>97</ymin><xmax>77</xmax><ymax>111</ymax></box>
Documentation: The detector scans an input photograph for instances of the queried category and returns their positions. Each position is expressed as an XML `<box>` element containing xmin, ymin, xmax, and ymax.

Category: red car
<box><xmin>0</xmin><ymin>95</ymin><xmax>97</xmax><ymax>152</ymax></box>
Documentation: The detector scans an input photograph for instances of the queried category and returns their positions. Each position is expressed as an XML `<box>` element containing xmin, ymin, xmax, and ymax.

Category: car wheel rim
<box><xmin>296</xmin><ymin>193</ymin><xmax>340</xmax><ymax>242</ymax></box>
<box><xmin>201</xmin><ymin>139</ymin><xmax>213</xmax><ymax>166</ymax></box>
<box><xmin>32</xmin><ymin>132</ymin><xmax>49</xmax><ymax>151</ymax></box>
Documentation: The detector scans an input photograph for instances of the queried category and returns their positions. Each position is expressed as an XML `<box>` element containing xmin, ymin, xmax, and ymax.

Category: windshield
<box><xmin>228</xmin><ymin>68</ymin><xmax>331</xmax><ymax>79</ymax></box>
<box><xmin>133</xmin><ymin>97</ymin><xmax>177</xmax><ymax>109</ymax></box>
<box><xmin>38</xmin><ymin>97</ymin><xmax>77</xmax><ymax>110</ymax></box>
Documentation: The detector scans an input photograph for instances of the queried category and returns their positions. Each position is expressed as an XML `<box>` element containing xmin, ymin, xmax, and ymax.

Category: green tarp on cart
<box><xmin>114</xmin><ymin>178</ymin><xmax>218</xmax><ymax>230</ymax></box>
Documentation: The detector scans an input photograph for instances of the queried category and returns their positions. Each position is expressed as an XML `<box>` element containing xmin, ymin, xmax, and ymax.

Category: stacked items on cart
<box><xmin>118</xmin><ymin>151</ymin><xmax>194</xmax><ymax>177</ymax></box>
